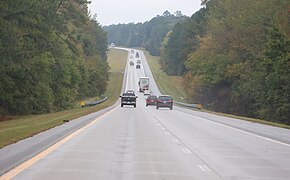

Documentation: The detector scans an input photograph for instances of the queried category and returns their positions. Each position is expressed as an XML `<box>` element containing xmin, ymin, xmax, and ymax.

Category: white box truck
<box><xmin>138</xmin><ymin>77</ymin><xmax>149</xmax><ymax>92</ymax></box>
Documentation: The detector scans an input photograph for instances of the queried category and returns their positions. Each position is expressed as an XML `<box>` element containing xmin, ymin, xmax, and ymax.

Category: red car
<box><xmin>146</xmin><ymin>95</ymin><xmax>157</xmax><ymax>106</ymax></box>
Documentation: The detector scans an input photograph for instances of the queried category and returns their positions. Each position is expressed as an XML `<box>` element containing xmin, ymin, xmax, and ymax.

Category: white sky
<box><xmin>88</xmin><ymin>0</ymin><xmax>202</xmax><ymax>26</ymax></box>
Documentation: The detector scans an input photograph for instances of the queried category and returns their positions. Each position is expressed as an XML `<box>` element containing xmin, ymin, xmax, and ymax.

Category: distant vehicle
<box><xmin>136</xmin><ymin>64</ymin><xmax>141</xmax><ymax>69</ymax></box>
<box><xmin>144</xmin><ymin>89</ymin><xmax>151</xmax><ymax>96</ymax></box>
<box><xmin>146</xmin><ymin>95</ymin><xmax>157</xmax><ymax>106</ymax></box>
<box><xmin>156</xmin><ymin>95</ymin><xmax>173</xmax><ymax>110</ymax></box>
<box><xmin>130</xmin><ymin>61</ymin><xmax>134</xmax><ymax>66</ymax></box>
<box><xmin>138</xmin><ymin>77</ymin><xmax>149</xmax><ymax>92</ymax></box>
<box><xmin>125</xmin><ymin>89</ymin><xmax>135</xmax><ymax>94</ymax></box>
<box><xmin>120</xmin><ymin>91</ymin><xmax>138</xmax><ymax>107</ymax></box>
<box><xmin>135</xmin><ymin>52</ymin><xmax>140</xmax><ymax>58</ymax></box>
<box><xmin>137</xmin><ymin>59</ymin><xmax>141</xmax><ymax>64</ymax></box>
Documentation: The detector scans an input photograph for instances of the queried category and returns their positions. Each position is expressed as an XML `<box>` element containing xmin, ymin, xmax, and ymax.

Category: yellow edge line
<box><xmin>0</xmin><ymin>107</ymin><xmax>116</xmax><ymax>180</ymax></box>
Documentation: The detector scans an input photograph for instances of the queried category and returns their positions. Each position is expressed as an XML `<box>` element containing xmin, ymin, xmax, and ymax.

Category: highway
<box><xmin>1</xmin><ymin>48</ymin><xmax>290</xmax><ymax>179</ymax></box>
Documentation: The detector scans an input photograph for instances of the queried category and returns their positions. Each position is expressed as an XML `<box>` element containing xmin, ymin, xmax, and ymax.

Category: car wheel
<box><xmin>156</xmin><ymin>106</ymin><xmax>159</xmax><ymax>109</ymax></box>
<box><xmin>121</xmin><ymin>104</ymin><xmax>123</xmax><ymax>107</ymax></box>
<box><xmin>134</xmin><ymin>104</ymin><xmax>136</xmax><ymax>108</ymax></box>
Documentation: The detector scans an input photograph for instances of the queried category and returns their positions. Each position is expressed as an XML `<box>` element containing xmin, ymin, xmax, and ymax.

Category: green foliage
<box><xmin>181</xmin><ymin>0</ymin><xmax>290</xmax><ymax>124</ymax></box>
<box><xmin>104</xmin><ymin>11</ymin><xmax>187</xmax><ymax>56</ymax></box>
<box><xmin>0</xmin><ymin>0</ymin><xmax>109</xmax><ymax>115</ymax></box>
<box><xmin>160</xmin><ymin>8</ymin><xmax>207</xmax><ymax>75</ymax></box>
<box><xmin>237</xmin><ymin>25</ymin><xmax>290</xmax><ymax>123</ymax></box>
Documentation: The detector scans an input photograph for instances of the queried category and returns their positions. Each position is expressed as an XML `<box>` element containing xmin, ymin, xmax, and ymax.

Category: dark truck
<box><xmin>135</xmin><ymin>52</ymin><xmax>139</xmax><ymax>58</ymax></box>
<box><xmin>120</xmin><ymin>91</ymin><xmax>138</xmax><ymax>107</ymax></box>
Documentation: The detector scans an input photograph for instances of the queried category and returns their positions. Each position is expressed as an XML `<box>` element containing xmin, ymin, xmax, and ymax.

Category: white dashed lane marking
<box><xmin>171</xmin><ymin>138</ymin><xmax>179</xmax><ymax>143</ymax></box>
<box><xmin>198</xmin><ymin>164</ymin><xmax>212</xmax><ymax>172</ymax></box>
<box><xmin>164</xmin><ymin>131</ymin><xmax>171</xmax><ymax>135</ymax></box>
<box><xmin>181</xmin><ymin>148</ymin><xmax>192</xmax><ymax>154</ymax></box>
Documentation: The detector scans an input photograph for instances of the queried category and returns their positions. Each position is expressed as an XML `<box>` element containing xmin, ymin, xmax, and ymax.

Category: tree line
<box><xmin>105</xmin><ymin>1</ymin><xmax>289</xmax><ymax>124</ymax></box>
<box><xmin>0</xmin><ymin>0</ymin><xmax>109</xmax><ymax>116</ymax></box>
<box><xmin>104</xmin><ymin>11</ymin><xmax>187</xmax><ymax>56</ymax></box>
<box><xmin>161</xmin><ymin>0</ymin><xmax>289</xmax><ymax>124</ymax></box>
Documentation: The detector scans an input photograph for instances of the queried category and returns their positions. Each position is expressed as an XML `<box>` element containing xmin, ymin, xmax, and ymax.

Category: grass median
<box><xmin>0</xmin><ymin>48</ymin><xmax>128</xmax><ymax>148</ymax></box>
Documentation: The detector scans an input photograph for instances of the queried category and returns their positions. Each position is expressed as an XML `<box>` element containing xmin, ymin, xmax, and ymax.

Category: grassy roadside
<box><xmin>202</xmin><ymin>110</ymin><xmax>290</xmax><ymax>129</ymax></box>
<box><xmin>0</xmin><ymin>48</ymin><xmax>127</xmax><ymax>148</ymax></box>
<box><xmin>143</xmin><ymin>50</ymin><xmax>290</xmax><ymax>129</ymax></box>
<box><xmin>143</xmin><ymin>51</ymin><xmax>188</xmax><ymax>103</ymax></box>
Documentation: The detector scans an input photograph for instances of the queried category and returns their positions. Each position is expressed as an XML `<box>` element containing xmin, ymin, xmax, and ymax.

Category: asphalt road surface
<box><xmin>1</xmin><ymin>48</ymin><xmax>290</xmax><ymax>180</ymax></box>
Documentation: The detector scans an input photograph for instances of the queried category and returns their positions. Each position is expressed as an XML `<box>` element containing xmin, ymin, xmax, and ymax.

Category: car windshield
<box><xmin>159</xmin><ymin>96</ymin><xmax>172</xmax><ymax>101</ymax></box>
<box><xmin>123</xmin><ymin>93</ymin><xmax>135</xmax><ymax>96</ymax></box>
<box><xmin>148</xmin><ymin>96</ymin><xmax>157</xmax><ymax>99</ymax></box>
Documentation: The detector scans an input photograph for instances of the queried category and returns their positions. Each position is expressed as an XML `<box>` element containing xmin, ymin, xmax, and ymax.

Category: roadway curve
<box><xmin>1</xmin><ymin>48</ymin><xmax>290</xmax><ymax>180</ymax></box>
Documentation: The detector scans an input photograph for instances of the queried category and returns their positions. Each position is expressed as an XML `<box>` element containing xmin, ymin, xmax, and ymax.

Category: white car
<box><xmin>144</xmin><ymin>89</ymin><xmax>151</xmax><ymax>96</ymax></box>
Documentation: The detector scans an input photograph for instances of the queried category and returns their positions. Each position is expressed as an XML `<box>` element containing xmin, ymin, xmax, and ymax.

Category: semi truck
<box><xmin>138</xmin><ymin>77</ymin><xmax>149</xmax><ymax>92</ymax></box>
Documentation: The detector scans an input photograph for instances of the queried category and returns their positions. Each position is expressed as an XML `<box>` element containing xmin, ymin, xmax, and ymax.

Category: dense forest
<box><xmin>161</xmin><ymin>0</ymin><xmax>290</xmax><ymax>124</ymax></box>
<box><xmin>104</xmin><ymin>11</ymin><xmax>187</xmax><ymax>56</ymax></box>
<box><xmin>0</xmin><ymin>0</ymin><xmax>109</xmax><ymax>115</ymax></box>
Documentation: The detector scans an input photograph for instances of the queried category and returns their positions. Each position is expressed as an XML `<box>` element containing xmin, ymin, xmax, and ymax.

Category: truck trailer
<box><xmin>138</xmin><ymin>77</ymin><xmax>149</xmax><ymax>92</ymax></box>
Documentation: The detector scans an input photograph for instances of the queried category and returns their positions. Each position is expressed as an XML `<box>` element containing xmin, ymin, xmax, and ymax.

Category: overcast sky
<box><xmin>88</xmin><ymin>0</ymin><xmax>202</xmax><ymax>26</ymax></box>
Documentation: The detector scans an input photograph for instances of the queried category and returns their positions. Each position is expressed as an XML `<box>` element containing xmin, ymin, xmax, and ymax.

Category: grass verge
<box><xmin>0</xmin><ymin>48</ymin><xmax>127</xmax><ymax>148</ymax></box>
<box><xmin>202</xmin><ymin>110</ymin><xmax>290</xmax><ymax>129</ymax></box>
<box><xmin>143</xmin><ymin>51</ymin><xmax>188</xmax><ymax>103</ymax></box>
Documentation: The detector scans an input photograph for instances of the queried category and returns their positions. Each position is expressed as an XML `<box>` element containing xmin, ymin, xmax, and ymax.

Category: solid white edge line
<box><xmin>194</xmin><ymin>116</ymin><xmax>290</xmax><ymax>147</ymax></box>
